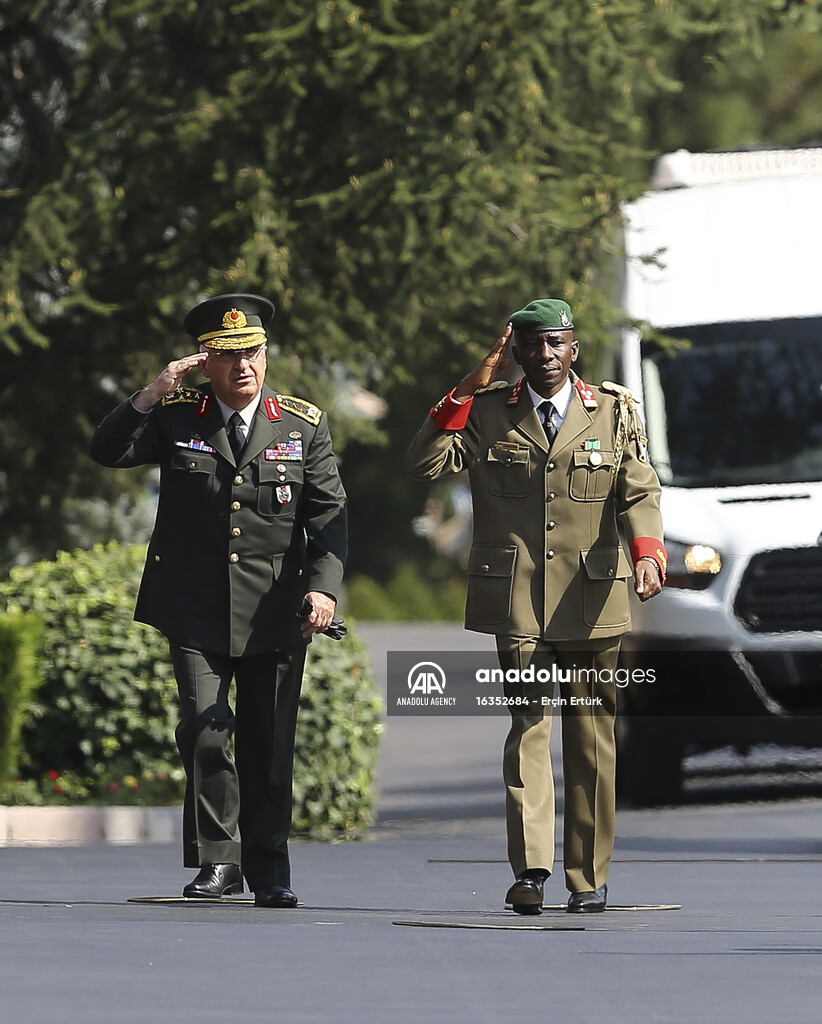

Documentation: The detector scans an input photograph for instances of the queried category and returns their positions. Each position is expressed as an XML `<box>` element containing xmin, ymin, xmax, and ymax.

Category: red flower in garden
<box><xmin>47</xmin><ymin>770</ymin><xmax>60</xmax><ymax>780</ymax></box>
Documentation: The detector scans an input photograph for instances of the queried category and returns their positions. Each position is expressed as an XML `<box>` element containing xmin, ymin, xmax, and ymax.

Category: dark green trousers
<box><xmin>169</xmin><ymin>643</ymin><xmax>307</xmax><ymax>891</ymax></box>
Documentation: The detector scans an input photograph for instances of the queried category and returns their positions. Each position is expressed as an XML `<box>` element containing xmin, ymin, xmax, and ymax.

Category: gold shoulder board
<box><xmin>277</xmin><ymin>394</ymin><xmax>322</xmax><ymax>425</ymax></box>
<box><xmin>161</xmin><ymin>385</ymin><xmax>203</xmax><ymax>405</ymax></box>
<box><xmin>600</xmin><ymin>380</ymin><xmax>641</xmax><ymax>403</ymax></box>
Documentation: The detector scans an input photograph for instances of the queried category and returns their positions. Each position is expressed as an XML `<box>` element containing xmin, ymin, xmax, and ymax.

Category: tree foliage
<box><xmin>1</xmin><ymin>0</ymin><xmax>820</xmax><ymax>571</ymax></box>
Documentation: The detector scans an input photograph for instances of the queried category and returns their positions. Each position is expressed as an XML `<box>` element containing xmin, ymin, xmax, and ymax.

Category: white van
<box><xmin>616</xmin><ymin>148</ymin><xmax>822</xmax><ymax>805</ymax></box>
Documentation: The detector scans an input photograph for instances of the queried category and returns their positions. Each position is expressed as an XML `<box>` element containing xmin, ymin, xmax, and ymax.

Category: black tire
<box><xmin>615</xmin><ymin>711</ymin><xmax>684</xmax><ymax>807</ymax></box>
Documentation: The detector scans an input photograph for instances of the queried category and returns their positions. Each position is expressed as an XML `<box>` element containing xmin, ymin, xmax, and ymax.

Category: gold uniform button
<box><xmin>231</xmin><ymin>501</ymin><xmax>241</xmax><ymax>511</ymax></box>
<box><xmin>547</xmin><ymin>492</ymin><xmax>556</xmax><ymax>501</ymax></box>
<box><xmin>229</xmin><ymin>553</ymin><xmax>239</xmax><ymax>564</ymax></box>
<box><xmin>480</xmin><ymin>564</ymin><xmax>490</xmax><ymax>572</ymax></box>
<box><xmin>546</xmin><ymin>521</ymin><xmax>556</xmax><ymax>531</ymax></box>
<box><xmin>277</xmin><ymin>464</ymin><xmax>287</xmax><ymax>473</ymax></box>
<box><xmin>154</xmin><ymin>555</ymin><xmax>160</xmax><ymax>562</ymax></box>
<box><xmin>607</xmin><ymin>568</ymin><xmax>615</xmax><ymax>577</ymax></box>
<box><xmin>234</xmin><ymin>475</ymin><xmax>243</xmax><ymax>485</ymax></box>
<box><xmin>547</xmin><ymin>462</ymin><xmax>556</xmax><ymax>471</ymax></box>
<box><xmin>547</xmin><ymin>550</ymin><xmax>556</xmax><ymax>559</ymax></box>
<box><xmin>231</xmin><ymin>527</ymin><xmax>241</xmax><ymax>537</ymax></box>
<box><xmin>188</xmin><ymin>461</ymin><xmax>197</xmax><ymax>469</ymax></box>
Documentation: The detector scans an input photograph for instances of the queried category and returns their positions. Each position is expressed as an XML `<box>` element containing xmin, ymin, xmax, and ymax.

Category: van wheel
<box><xmin>615</xmin><ymin>714</ymin><xmax>683</xmax><ymax>807</ymax></box>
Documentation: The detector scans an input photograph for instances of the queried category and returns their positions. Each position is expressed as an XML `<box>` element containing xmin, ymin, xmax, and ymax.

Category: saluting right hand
<box><xmin>453</xmin><ymin>323</ymin><xmax>513</xmax><ymax>402</ymax></box>
<box><xmin>132</xmin><ymin>352</ymin><xmax>209</xmax><ymax>412</ymax></box>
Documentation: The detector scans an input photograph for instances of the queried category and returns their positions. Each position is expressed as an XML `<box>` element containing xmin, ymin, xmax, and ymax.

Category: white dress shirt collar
<box><xmin>526</xmin><ymin>376</ymin><xmax>573</xmax><ymax>425</ymax></box>
<box><xmin>215</xmin><ymin>392</ymin><xmax>262</xmax><ymax>429</ymax></box>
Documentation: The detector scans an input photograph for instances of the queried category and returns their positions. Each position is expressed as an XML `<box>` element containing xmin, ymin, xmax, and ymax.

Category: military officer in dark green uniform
<box><xmin>407</xmin><ymin>298</ymin><xmax>667</xmax><ymax>915</ymax></box>
<box><xmin>90</xmin><ymin>293</ymin><xmax>347</xmax><ymax>908</ymax></box>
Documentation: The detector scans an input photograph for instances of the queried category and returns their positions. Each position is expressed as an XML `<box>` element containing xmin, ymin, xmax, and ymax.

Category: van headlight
<box><xmin>665</xmin><ymin>539</ymin><xmax>723</xmax><ymax>590</ymax></box>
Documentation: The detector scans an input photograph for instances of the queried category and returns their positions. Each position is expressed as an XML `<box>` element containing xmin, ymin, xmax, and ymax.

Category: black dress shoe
<box><xmin>183</xmin><ymin>863</ymin><xmax>243</xmax><ymax>899</ymax></box>
<box><xmin>254</xmin><ymin>885</ymin><xmax>299</xmax><ymax>908</ymax></box>
<box><xmin>505</xmin><ymin>869</ymin><xmax>549</xmax><ymax>916</ymax></box>
<box><xmin>566</xmin><ymin>884</ymin><xmax>607</xmax><ymax>914</ymax></box>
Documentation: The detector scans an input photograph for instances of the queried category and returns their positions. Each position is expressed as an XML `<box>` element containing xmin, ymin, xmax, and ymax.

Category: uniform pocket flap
<box><xmin>257</xmin><ymin>460</ymin><xmax>282</xmax><ymax>481</ymax></box>
<box><xmin>170</xmin><ymin>450</ymin><xmax>217</xmax><ymax>474</ymax></box>
<box><xmin>581</xmin><ymin>547</ymin><xmax>632</xmax><ymax>580</ymax></box>
<box><xmin>487</xmin><ymin>444</ymin><xmax>529</xmax><ymax>466</ymax></box>
<box><xmin>467</xmin><ymin>545</ymin><xmax>517</xmax><ymax>578</ymax></box>
<box><xmin>571</xmin><ymin>449</ymin><xmax>614</xmax><ymax>469</ymax></box>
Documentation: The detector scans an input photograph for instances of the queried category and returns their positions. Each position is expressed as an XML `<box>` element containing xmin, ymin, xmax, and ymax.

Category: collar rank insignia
<box><xmin>265</xmin><ymin>395</ymin><xmax>281</xmax><ymax>421</ymax></box>
<box><xmin>575</xmin><ymin>379</ymin><xmax>598</xmax><ymax>410</ymax></box>
<box><xmin>277</xmin><ymin>394</ymin><xmax>322</xmax><ymax>426</ymax></box>
<box><xmin>197</xmin><ymin>394</ymin><xmax>212</xmax><ymax>417</ymax></box>
<box><xmin>507</xmin><ymin>378</ymin><xmax>526</xmax><ymax>406</ymax></box>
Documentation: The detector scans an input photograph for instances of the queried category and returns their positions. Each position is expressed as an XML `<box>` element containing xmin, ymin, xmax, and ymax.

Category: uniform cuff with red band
<box><xmin>630</xmin><ymin>538</ymin><xmax>668</xmax><ymax>584</ymax></box>
<box><xmin>430</xmin><ymin>389</ymin><xmax>474</xmax><ymax>430</ymax></box>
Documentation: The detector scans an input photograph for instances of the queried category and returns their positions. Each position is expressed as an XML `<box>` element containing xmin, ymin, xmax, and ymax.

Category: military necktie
<box><xmin>540</xmin><ymin>401</ymin><xmax>557</xmax><ymax>445</ymax></box>
<box><xmin>227</xmin><ymin>411</ymin><xmax>247</xmax><ymax>460</ymax></box>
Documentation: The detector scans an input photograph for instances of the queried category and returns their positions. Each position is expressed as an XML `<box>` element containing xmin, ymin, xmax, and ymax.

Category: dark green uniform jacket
<box><xmin>90</xmin><ymin>382</ymin><xmax>347</xmax><ymax>657</ymax></box>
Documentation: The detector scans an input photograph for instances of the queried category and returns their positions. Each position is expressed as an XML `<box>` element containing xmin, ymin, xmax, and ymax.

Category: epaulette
<box><xmin>603</xmin><ymin>380</ymin><xmax>648</xmax><ymax>471</ymax></box>
<box><xmin>277</xmin><ymin>394</ymin><xmax>322</xmax><ymax>425</ymax></box>
<box><xmin>475</xmin><ymin>380</ymin><xmax>510</xmax><ymax>395</ymax></box>
<box><xmin>161</xmin><ymin>385</ymin><xmax>203</xmax><ymax>406</ymax></box>
<box><xmin>600</xmin><ymin>380</ymin><xmax>641</xmax><ymax>404</ymax></box>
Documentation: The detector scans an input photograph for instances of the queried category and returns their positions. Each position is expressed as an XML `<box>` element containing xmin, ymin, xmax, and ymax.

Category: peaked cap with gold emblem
<box><xmin>183</xmin><ymin>293</ymin><xmax>275</xmax><ymax>350</ymax></box>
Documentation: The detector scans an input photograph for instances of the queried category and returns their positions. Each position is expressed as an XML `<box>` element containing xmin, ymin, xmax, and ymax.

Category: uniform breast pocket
<box><xmin>170</xmin><ymin>449</ymin><xmax>218</xmax><ymax>493</ymax></box>
<box><xmin>256</xmin><ymin>460</ymin><xmax>303</xmax><ymax>516</ymax></box>
<box><xmin>486</xmin><ymin>443</ymin><xmax>531</xmax><ymax>497</ymax></box>
<box><xmin>569</xmin><ymin>449</ymin><xmax>615</xmax><ymax>502</ymax></box>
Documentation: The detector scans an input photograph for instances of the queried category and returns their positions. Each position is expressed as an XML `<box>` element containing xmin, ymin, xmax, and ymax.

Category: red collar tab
<box><xmin>196</xmin><ymin>394</ymin><xmax>212</xmax><ymax>417</ymax></box>
<box><xmin>507</xmin><ymin>378</ymin><xmax>525</xmax><ymax>406</ymax></box>
<box><xmin>265</xmin><ymin>395</ymin><xmax>282</xmax><ymax>421</ymax></box>
<box><xmin>575</xmin><ymin>379</ymin><xmax>598</xmax><ymax>410</ymax></box>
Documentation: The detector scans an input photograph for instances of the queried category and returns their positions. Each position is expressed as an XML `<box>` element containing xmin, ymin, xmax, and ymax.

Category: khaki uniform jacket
<box><xmin>406</xmin><ymin>372</ymin><xmax>664</xmax><ymax>641</ymax></box>
<box><xmin>90</xmin><ymin>382</ymin><xmax>347</xmax><ymax>657</ymax></box>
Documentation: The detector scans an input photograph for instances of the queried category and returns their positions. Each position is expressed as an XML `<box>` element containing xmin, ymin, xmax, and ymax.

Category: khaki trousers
<box><xmin>496</xmin><ymin>636</ymin><xmax>620</xmax><ymax>894</ymax></box>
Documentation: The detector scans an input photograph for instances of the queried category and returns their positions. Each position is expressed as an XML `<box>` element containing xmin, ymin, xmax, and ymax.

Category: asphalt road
<box><xmin>2</xmin><ymin>623</ymin><xmax>822</xmax><ymax>1024</ymax></box>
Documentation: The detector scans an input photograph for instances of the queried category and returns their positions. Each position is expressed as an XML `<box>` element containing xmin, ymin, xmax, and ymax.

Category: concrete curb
<box><xmin>0</xmin><ymin>805</ymin><xmax>181</xmax><ymax>847</ymax></box>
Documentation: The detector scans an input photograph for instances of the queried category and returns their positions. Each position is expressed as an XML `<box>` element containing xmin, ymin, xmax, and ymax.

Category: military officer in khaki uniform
<box><xmin>90</xmin><ymin>294</ymin><xmax>347</xmax><ymax>908</ymax></box>
<box><xmin>407</xmin><ymin>298</ymin><xmax>667</xmax><ymax>914</ymax></box>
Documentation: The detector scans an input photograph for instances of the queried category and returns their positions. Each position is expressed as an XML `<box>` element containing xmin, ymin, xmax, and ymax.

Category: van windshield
<box><xmin>640</xmin><ymin>317</ymin><xmax>822</xmax><ymax>486</ymax></box>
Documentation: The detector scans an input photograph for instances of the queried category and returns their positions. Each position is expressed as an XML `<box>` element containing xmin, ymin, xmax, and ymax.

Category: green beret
<box><xmin>509</xmin><ymin>298</ymin><xmax>573</xmax><ymax>331</ymax></box>
<box><xmin>184</xmin><ymin>293</ymin><xmax>275</xmax><ymax>350</ymax></box>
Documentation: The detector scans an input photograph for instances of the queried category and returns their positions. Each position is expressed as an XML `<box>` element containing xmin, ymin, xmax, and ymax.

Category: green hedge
<box><xmin>0</xmin><ymin>612</ymin><xmax>42</xmax><ymax>788</ymax></box>
<box><xmin>0</xmin><ymin>543</ymin><xmax>382</xmax><ymax>835</ymax></box>
<box><xmin>343</xmin><ymin>561</ymin><xmax>466</xmax><ymax>621</ymax></box>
